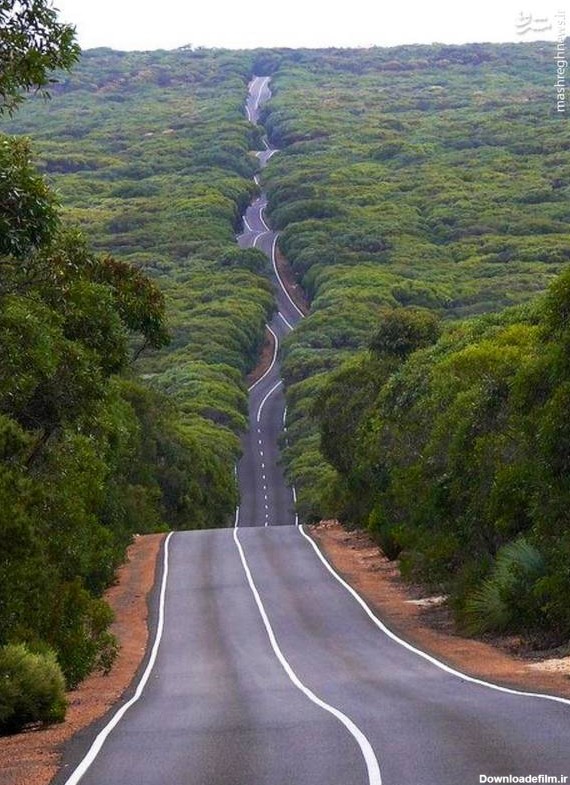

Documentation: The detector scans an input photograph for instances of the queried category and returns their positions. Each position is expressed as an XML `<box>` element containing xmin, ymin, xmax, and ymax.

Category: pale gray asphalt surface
<box><xmin>55</xmin><ymin>77</ymin><xmax>570</xmax><ymax>785</ymax></box>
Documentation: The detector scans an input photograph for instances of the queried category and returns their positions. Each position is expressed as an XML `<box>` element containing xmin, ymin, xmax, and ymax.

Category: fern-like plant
<box><xmin>463</xmin><ymin>539</ymin><xmax>545</xmax><ymax>635</ymax></box>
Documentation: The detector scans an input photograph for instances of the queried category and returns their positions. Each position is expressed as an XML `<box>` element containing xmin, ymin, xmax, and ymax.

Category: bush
<box><xmin>0</xmin><ymin>644</ymin><xmax>66</xmax><ymax>734</ymax></box>
<box><xmin>462</xmin><ymin>539</ymin><xmax>546</xmax><ymax>635</ymax></box>
<box><xmin>48</xmin><ymin>582</ymin><xmax>118</xmax><ymax>689</ymax></box>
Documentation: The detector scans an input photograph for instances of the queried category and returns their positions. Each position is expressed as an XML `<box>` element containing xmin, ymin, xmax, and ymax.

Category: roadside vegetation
<box><xmin>0</xmin><ymin>6</ymin><xmax>272</xmax><ymax>729</ymax></box>
<box><xmin>259</xmin><ymin>44</ymin><xmax>570</xmax><ymax>643</ymax></box>
<box><xmin>2</xmin><ymin>9</ymin><xmax>569</xmax><ymax>729</ymax></box>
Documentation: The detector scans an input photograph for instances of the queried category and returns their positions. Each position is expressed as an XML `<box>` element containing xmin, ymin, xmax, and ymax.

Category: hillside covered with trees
<box><xmin>256</xmin><ymin>44</ymin><xmax>570</xmax><ymax>642</ymax></box>
<box><xmin>0</xmin><ymin>6</ymin><xmax>275</xmax><ymax>729</ymax></box>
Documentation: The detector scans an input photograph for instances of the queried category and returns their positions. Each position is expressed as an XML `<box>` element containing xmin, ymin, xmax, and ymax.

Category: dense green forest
<box><xmin>5</xmin><ymin>47</ymin><xmax>278</xmax><ymax>527</ymax></box>
<box><xmin>256</xmin><ymin>43</ymin><xmax>570</xmax><ymax>641</ymax></box>
<box><xmin>0</xmin><ymin>6</ymin><xmax>277</xmax><ymax>729</ymax></box>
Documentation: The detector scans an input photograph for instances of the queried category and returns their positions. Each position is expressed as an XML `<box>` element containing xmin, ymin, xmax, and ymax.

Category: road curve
<box><xmin>55</xmin><ymin>77</ymin><xmax>570</xmax><ymax>785</ymax></box>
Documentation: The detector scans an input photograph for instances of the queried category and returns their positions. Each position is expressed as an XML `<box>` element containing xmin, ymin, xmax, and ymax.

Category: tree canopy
<box><xmin>0</xmin><ymin>0</ymin><xmax>80</xmax><ymax>114</ymax></box>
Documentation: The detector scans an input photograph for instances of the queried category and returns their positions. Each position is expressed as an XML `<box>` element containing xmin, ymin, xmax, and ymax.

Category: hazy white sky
<box><xmin>54</xmin><ymin>0</ymin><xmax>569</xmax><ymax>50</ymax></box>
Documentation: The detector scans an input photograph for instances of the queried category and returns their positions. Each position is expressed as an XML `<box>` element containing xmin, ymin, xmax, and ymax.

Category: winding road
<box><xmin>55</xmin><ymin>77</ymin><xmax>570</xmax><ymax>785</ymax></box>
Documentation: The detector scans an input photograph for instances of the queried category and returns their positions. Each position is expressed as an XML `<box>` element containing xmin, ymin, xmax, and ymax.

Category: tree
<box><xmin>0</xmin><ymin>136</ymin><xmax>58</xmax><ymax>260</ymax></box>
<box><xmin>0</xmin><ymin>0</ymin><xmax>80</xmax><ymax>114</ymax></box>
<box><xmin>369</xmin><ymin>308</ymin><xmax>441</xmax><ymax>359</ymax></box>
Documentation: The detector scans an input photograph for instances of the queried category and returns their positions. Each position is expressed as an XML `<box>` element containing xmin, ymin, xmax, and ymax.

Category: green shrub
<box><xmin>48</xmin><ymin>582</ymin><xmax>118</xmax><ymax>689</ymax></box>
<box><xmin>0</xmin><ymin>644</ymin><xmax>66</xmax><ymax>734</ymax></box>
<box><xmin>462</xmin><ymin>539</ymin><xmax>546</xmax><ymax>635</ymax></box>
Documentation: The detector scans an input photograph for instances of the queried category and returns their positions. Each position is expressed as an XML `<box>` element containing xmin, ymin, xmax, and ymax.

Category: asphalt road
<box><xmin>57</xmin><ymin>77</ymin><xmax>570</xmax><ymax>785</ymax></box>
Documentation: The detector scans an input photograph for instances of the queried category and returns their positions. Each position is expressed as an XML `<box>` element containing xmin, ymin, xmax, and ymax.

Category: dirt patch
<box><xmin>275</xmin><ymin>246</ymin><xmax>310</xmax><ymax>316</ymax></box>
<box><xmin>0</xmin><ymin>533</ymin><xmax>165</xmax><ymax>785</ymax></box>
<box><xmin>247</xmin><ymin>327</ymin><xmax>275</xmax><ymax>387</ymax></box>
<box><xmin>309</xmin><ymin>520</ymin><xmax>570</xmax><ymax>698</ymax></box>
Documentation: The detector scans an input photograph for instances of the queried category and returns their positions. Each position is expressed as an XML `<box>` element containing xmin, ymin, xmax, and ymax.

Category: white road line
<box><xmin>234</xmin><ymin>505</ymin><xmax>240</xmax><ymax>529</ymax></box>
<box><xmin>259</xmin><ymin>205</ymin><xmax>271</xmax><ymax>232</ymax></box>
<box><xmin>233</xmin><ymin>528</ymin><xmax>382</xmax><ymax>785</ymax></box>
<box><xmin>298</xmin><ymin>525</ymin><xmax>570</xmax><ymax>708</ymax></box>
<box><xmin>241</xmin><ymin>77</ymin><xmax>303</xmax><ymax>535</ymax></box>
<box><xmin>256</xmin><ymin>380</ymin><xmax>283</xmax><ymax>423</ymax></box>
<box><xmin>248</xmin><ymin>325</ymin><xmax>279</xmax><ymax>393</ymax></box>
<box><xmin>292</xmin><ymin>486</ymin><xmax>299</xmax><ymax>526</ymax></box>
<box><xmin>279</xmin><ymin>311</ymin><xmax>294</xmax><ymax>331</ymax></box>
<box><xmin>253</xmin><ymin>76</ymin><xmax>269</xmax><ymax>116</ymax></box>
<box><xmin>62</xmin><ymin>533</ymin><xmax>174</xmax><ymax>785</ymax></box>
<box><xmin>271</xmin><ymin>235</ymin><xmax>306</xmax><ymax>319</ymax></box>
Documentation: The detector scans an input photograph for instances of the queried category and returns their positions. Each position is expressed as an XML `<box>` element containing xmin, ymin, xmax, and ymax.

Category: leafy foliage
<box><xmin>257</xmin><ymin>44</ymin><xmax>570</xmax><ymax>641</ymax></box>
<box><xmin>0</xmin><ymin>41</ymin><xmax>276</xmax><ymax>722</ymax></box>
<box><xmin>4</xmin><ymin>47</ymin><xmax>274</xmax><ymax>531</ymax></box>
<box><xmin>0</xmin><ymin>644</ymin><xmax>66</xmax><ymax>733</ymax></box>
<box><xmin>0</xmin><ymin>0</ymin><xmax>80</xmax><ymax>114</ymax></box>
<box><xmin>464</xmin><ymin>540</ymin><xmax>546</xmax><ymax>635</ymax></box>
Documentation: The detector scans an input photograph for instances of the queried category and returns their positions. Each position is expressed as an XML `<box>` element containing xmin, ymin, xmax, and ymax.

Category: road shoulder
<box><xmin>0</xmin><ymin>533</ymin><xmax>165</xmax><ymax>785</ymax></box>
<box><xmin>309</xmin><ymin>521</ymin><xmax>570</xmax><ymax>700</ymax></box>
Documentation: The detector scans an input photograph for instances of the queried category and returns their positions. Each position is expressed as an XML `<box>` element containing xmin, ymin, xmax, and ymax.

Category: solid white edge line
<box><xmin>253</xmin><ymin>76</ymin><xmax>269</xmax><ymax>116</ymax></box>
<box><xmin>248</xmin><ymin>324</ymin><xmax>279</xmax><ymax>393</ymax></box>
<box><xmin>259</xmin><ymin>204</ymin><xmax>271</xmax><ymax>232</ymax></box>
<box><xmin>233</xmin><ymin>528</ymin><xmax>382</xmax><ymax>785</ymax></box>
<box><xmin>298</xmin><ymin>525</ymin><xmax>570</xmax><ymax>708</ymax></box>
<box><xmin>256</xmin><ymin>380</ymin><xmax>283</xmax><ymax>423</ymax></box>
<box><xmin>292</xmin><ymin>485</ymin><xmax>299</xmax><ymax>526</ymax></box>
<box><xmin>278</xmin><ymin>311</ymin><xmax>294</xmax><ymax>331</ymax></box>
<box><xmin>271</xmin><ymin>235</ymin><xmax>306</xmax><ymax>319</ymax></box>
<box><xmin>62</xmin><ymin>532</ymin><xmax>174</xmax><ymax>785</ymax></box>
<box><xmin>243</xmin><ymin>215</ymin><xmax>252</xmax><ymax>232</ymax></box>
